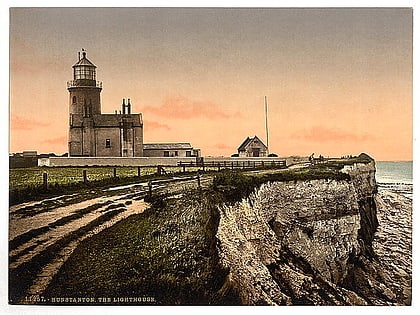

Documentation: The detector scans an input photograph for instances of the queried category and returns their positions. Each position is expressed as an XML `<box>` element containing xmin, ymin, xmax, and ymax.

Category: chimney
<box><xmin>122</xmin><ymin>99</ymin><xmax>126</xmax><ymax>115</ymax></box>
<box><xmin>127</xmin><ymin>98</ymin><xmax>131</xmax><ymax>114</ymax></box>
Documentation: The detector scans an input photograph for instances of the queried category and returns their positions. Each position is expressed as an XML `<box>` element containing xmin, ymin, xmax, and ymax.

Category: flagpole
<box><xmin>265</xmin><ymin>96</ymin><xmax>269</xmax><ymax>156</ymax></box>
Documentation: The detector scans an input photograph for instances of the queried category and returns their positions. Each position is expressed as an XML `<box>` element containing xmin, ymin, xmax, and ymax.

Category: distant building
<box><xmin>67</xmin><ymin>50</ymin><xmax>143</xmax><ymax>157</ymax></box>
<box><xmin>237</xmin><ymin>136</ymin><xmax>268</xmax><ymax>157</ymax></box>
<box><xmin>10</xmin><ymin>151</ymin><xmax>39</xmax><ymax>168</ymax></box>
<box><xmin>143</xmin><ymin>143</ymin><xmax>201</xmax><ymax>158</ymax></box>
<box><xmin>22</xmin><ymin>150</ymin><xmax>37</xmax><ymax>158</ymax></box>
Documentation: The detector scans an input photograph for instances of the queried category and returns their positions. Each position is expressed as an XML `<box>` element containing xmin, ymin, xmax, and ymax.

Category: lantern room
<box><xmin>72</xmin><ymin>50</ymin><xmax>97</xmax><ymax>80</ymax></box>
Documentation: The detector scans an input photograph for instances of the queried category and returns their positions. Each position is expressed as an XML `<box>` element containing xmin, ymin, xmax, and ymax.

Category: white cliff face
<box><xmin>216</xmin><ymin>161</ymin><xmax>382</xmax><ymax>305</ymax></box>
<box><xmin>217</xmin><ymin>197</ymin><xmax>289</xmax><ymax>305</ymax></box>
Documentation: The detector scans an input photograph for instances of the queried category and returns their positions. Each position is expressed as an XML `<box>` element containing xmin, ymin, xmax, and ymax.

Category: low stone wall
<box><xmin>41</xmin><ymin>157</ymin><xmax>197</xmax><ymax>167</ymax></box>
<box><xmin>39</xmin><ymin>156</ymin><xmax>287</xmax><ymax>167</ymax></box>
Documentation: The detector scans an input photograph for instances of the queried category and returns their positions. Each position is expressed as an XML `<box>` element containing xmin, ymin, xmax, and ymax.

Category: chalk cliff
<box><xmin>216</xmin><ymin>159</ymin><xmax>401</xmax><ymax>305</ymax></box>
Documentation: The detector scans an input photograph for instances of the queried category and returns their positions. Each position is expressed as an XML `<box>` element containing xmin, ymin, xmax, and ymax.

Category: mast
<box><xmin>264</xmin><ymin>96</ymin><xmax>269</xmax><ymax>155</ymax></box>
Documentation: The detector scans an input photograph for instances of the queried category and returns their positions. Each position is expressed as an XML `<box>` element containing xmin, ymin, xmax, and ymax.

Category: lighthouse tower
<box><xmin>67</xmin><ymin>50</ymin><xmax>102</xmax><ymax>156</ymax></box>
<box><xmin>67</xmin><ymin>50</ymin><xmax>143</xmax><ymax>157</ymax></box>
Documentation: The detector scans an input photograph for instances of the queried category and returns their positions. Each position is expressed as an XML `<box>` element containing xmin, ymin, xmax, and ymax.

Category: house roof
<box><xmin>143</xmin><ymin>143</ymin><xmax>193</xmax><ymax>150</ymax></box>
<box><xmin>237</xmin><ymin>135</ymin><xmax>267</xmax><ymax>151</ymax></box>
<box><xmin>237</xmin><ymin>137</ymin><xmax>252</xmax><ymax>151</ymax></box>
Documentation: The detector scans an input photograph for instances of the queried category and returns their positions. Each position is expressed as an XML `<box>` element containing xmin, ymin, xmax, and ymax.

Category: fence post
<box><xmin>218</xmin><ymin>163</ymin><xmax>221</xmax><ymax>172</ymax></box>
<box><xmin>148</xmin><ymin>181</ymin><xmax>152</xmax><ymax>199</ymax></box>
<box><xmin>157</xmin><ymin>165</ymin><xmax>161</xmax><ymax>175</ymax></box>
<box><xmin>113</xmin><ymin>167</ymin><xmax>117</xmax><ymax>178</ymax></box>
<box><xmin>83</xmin><ymin>170</ymin><xmax>87</xmax><ymax>184</ymax></box>
<box><xmin>183</xmin><ymin>165</ymin><xmax>186</xmax><ymax>173</ymax></box>
<box><xmin>197</xmin><ymin>172</ymin><xmax>201</xmax><ymax>189</ymax></box>
<box><xmin>137</xmin><ymin>166</ymin><xmax>141</xmax><ymax>177</ymax></box>
<box><xmin>43</xmin><ymin>172</ymin><xmax>48</xmax><ymax>191</ymax></box>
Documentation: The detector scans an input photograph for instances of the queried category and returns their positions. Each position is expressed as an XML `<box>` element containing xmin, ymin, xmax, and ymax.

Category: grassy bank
<box><xmin>43</xmin><ymin>189</ymin><xmax>238</xmax><ymax>305</ymax></box>
<box><xmin>213</xmin><ymin>165</ymin><xmax>352</xmax><ymax>202</ymax></box>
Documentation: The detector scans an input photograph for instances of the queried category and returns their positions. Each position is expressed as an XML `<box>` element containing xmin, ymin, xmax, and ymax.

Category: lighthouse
<box><xmin>67</xmin><ymin>50</ymin><xmax>143</xmax><ymax>157</ymax></box>
<box><xmin>68</xmin><ymin>49</ymin><xmax>102</xmax><ymax>117</ymax></box>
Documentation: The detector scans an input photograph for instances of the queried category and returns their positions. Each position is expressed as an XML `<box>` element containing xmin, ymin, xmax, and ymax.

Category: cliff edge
<box><xmin>216</xmin><ymin>157</ymin><xmax>406</xmax><ymax>305</ymax></box>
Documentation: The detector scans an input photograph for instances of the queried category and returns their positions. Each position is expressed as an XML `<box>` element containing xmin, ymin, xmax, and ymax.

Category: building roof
<box><xmin>238</xmin><ymin>137</ymin><xmax>252</xmax><ymax>151</ymax></box>
<box><xmin>237</xmin><ymin>135</ymin><xmax>267</xmax><ymax>151</ymax></box>
<box><xmin>73</xmin><ymin>51</ymin><xmax>97</xmax><ymax>68</ymax></box>
<box><xmin>143</xmin><ymin>143</ymin><xmax>193</xmax><ymax>150</ymax></box>
<box><xmin>93</xmin><ymin>114</ymin><xmax>142</xmax><ymax>127</ymax></box>
<box><xmin>71</xmin><ymin>114</ymin><xmax>142</xmax><ymax>128</ymax></box>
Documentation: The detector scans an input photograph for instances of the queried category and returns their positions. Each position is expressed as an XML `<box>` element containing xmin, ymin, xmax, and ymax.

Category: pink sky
<box><xmin>9</xmin><ymin>8</ymin><xmax>412</xmax><ymax>160</ymax></box>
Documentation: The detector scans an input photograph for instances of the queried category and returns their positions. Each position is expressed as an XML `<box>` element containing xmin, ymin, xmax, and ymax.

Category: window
<box><xmin>174</xmin><ymin>151</ymin><xmax>178</xmax><ymax>157</ymax></box>
<box><xmin>186</xmin><ymin>151</ymin><xmax>192</xmax><ymax>157</ymax></box>
<box><xmin>72</xmin><ymin>96</ymin><xmax>77</xmax><ymax>104</ymax></box>
<box><xmin>105</xmin><ymin>139</ymin><xmax>111</xmax><ymax>148</ymax></box>
<box><xmin>164</xmin><ymin>151</ymin><xmax>169</xmax><ymax>157</ymax></box>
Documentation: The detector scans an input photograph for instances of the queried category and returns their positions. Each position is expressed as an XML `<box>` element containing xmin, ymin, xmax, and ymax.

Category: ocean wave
<box><xmin>377</xmin><ymin>182</ymin><xmax>413</xmax><ymax>199</ymax></box>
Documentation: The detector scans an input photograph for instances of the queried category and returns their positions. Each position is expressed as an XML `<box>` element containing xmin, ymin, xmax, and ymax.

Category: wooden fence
<box><xmin>35</xmin><ymin>160</ymin><xmax>286</xmax><ymax>191</ymax></box>
<box><xmin>177</xmin><ymin>160</ymin><xmax>286</xmax><ymax>172</ymax></box>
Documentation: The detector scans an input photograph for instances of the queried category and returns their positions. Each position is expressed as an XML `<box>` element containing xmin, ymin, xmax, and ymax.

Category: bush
<box><xmin>213</xmin><ymin>171</ymin><xmax>259</xmax><ymax>202</ymax></box>
<box><xmin>213</xmin><ymin>167</ymin><xmax>351</xmax><ymax>203</ymax></box>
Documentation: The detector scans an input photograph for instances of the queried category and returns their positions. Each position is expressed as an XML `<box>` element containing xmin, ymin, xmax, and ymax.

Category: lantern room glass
<box><xmin>74</xmin><ymin>66</ymin><xmax>96</xmax><ymax>80</ymax></box>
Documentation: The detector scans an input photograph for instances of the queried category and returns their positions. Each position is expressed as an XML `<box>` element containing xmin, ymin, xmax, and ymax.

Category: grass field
<box><xmin>9</xmin><ymin>167</ymin><xmax>157</xmax><ymax>191</ymax></box>
<box><xmin>9</xmin><ymin>154</ymin><xmax>372</xmax><ymax>205</ymax></box>
<box><xmin>43</xmin><ymin>189</ymin><xmax>235</xmax><ymax>305</ymax></box>
<box><xmin>8</xmin><ymin>166</ymin><xmax>215</xmax><ymax>205</ymax></box>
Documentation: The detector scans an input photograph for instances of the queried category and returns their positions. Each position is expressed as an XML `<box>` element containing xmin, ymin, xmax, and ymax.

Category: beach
<box><xmin>373</xmin><ymin>184</ymin><xmax>412</xmax><ymax>305</ymax></box>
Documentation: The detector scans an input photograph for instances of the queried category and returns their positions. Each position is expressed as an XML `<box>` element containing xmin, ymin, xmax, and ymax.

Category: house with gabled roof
<box><xmin>237</xmin><ymin>136</ymin><xmax>268</xmax><ymax>157</ymax></box>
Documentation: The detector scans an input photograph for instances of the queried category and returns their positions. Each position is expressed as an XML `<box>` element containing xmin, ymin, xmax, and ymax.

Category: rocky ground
<box><xmin>373</xmin><ymin>187</ymin><xmax>412</xmax><ymax>305</ymax></box>
<box><xmin>216</xmin><ymin>171</ymin><xmax>413</xmax><ymax>305</ymax></box>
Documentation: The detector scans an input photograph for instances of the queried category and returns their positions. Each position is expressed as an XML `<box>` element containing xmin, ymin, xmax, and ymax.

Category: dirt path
<box><xmin>9</xmin><ymin>174</ymin><xmax>213</xmax><ymax>304</ymax></box>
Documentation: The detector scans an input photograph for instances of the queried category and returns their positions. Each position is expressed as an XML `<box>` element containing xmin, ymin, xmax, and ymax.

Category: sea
<box><xmin>375</xmin><ymin>161</ymin><xmax>413</xmax><ymax>199</ymax></box>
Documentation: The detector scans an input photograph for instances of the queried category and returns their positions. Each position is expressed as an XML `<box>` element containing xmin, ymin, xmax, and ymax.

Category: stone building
<box><xmin>67</xmin><ymin>50</ymin><xmax>143</xmax><ymax>157</ymax></box>
<box><xmin>143</xmin><ymin>143</ymin><xmax>201</xmax><ymax>157</ymax></box>
<box><xmin>237</xmin><ymin>136</ymin><xmax>268</xmax><ymax>157</ymax></box>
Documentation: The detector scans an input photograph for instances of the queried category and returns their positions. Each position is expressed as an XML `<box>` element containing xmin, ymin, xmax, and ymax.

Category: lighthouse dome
<box><xmin>72</xmin><ymin>50</ymin><xmax>97</xmax><ymax>80</ymax></box>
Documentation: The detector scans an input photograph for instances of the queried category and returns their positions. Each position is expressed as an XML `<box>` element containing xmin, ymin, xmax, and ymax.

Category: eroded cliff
<box><xmin>216</xmin><ymin>159</ymin><xmax>405</xmax><ymax>305</ymax></box>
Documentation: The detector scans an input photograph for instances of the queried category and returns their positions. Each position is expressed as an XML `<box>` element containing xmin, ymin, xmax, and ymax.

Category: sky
<box><xmin>9</xmin><ymin>7</ymin><xmax>413</xmax><ymax>160</ymax></box>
